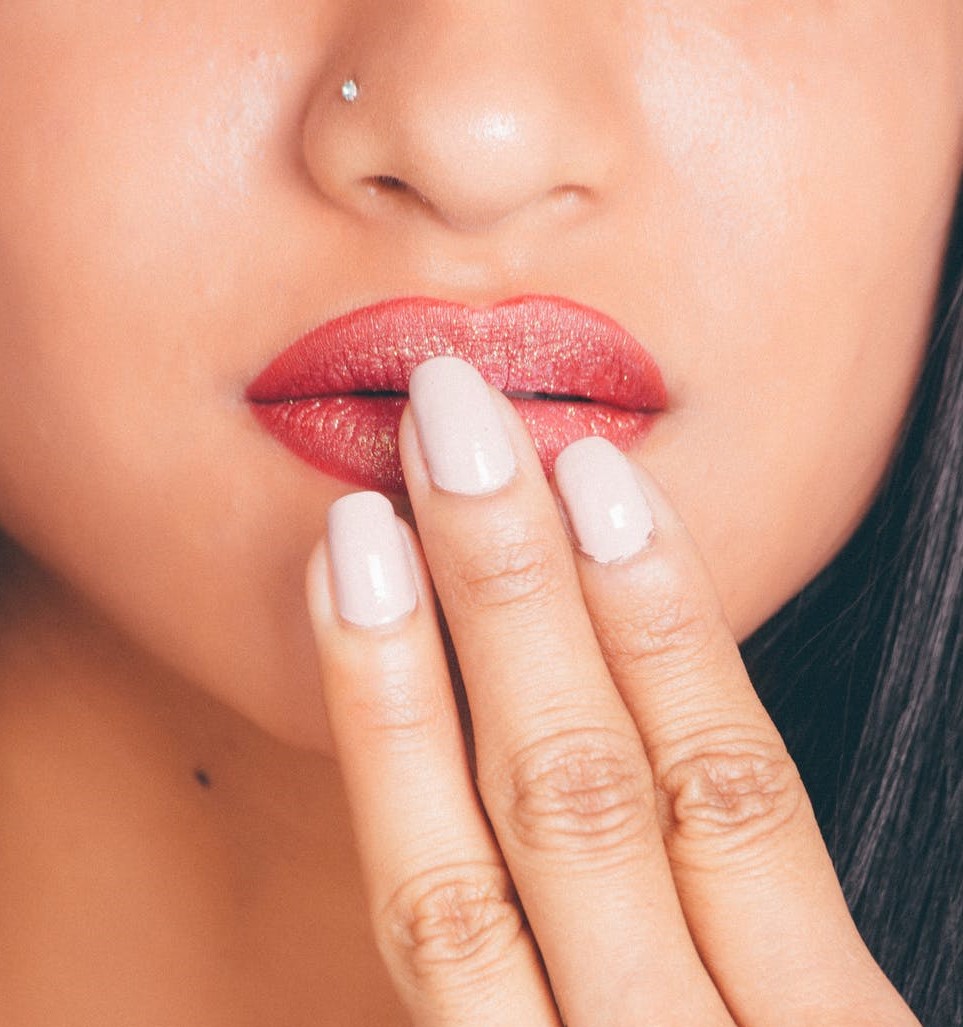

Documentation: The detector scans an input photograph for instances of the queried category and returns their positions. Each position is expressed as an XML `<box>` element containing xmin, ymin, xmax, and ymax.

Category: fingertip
<box><xmin>407</xmin><ymin>356</ymin><xmax>517</xmax><ymax>495</ymax></box>
<box><xmin>553</xmin><ymin>436</ymin><xmax>655</xmax><ymax>564</ymax></box>
<box><xmin>399</xmin><ymin>358</ymin><xmax>547</xmax><ymax>501</ymax></box>
<box><xmin>308</xmin><ymin>492</ymin><xmax>422</xmax><ymax>640</ymax></box>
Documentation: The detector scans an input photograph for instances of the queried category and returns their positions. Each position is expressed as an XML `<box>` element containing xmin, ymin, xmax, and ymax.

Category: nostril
<box><xmin>362</xmin><ymin>174</ymin><xmax>432</xmax><ymax>211</ymax></box>
<box><xmin>370</xmin><ymin>174</ymin><xmax>409</xmax><ymax>193</ymax></box>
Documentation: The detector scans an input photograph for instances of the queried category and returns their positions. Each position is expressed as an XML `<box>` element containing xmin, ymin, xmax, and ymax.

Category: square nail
<box><xmin>408</xmin><ymin>356</ymin><xmax>516</xmax><ymax>495</ymax></box>
<box><xmin>327</xmin><ymin>491</ymin><xmax>417</xmax><ymax>627</ymax></box>
<box><xmin>554</xmin><ymin>436</ymin><xmax>654</xmax><ymax>563</ymax></box>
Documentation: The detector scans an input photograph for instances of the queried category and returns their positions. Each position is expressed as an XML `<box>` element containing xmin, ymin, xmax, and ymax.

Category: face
<box><xmin>0</xmin><ymin>2</ymin><xmax>960</xmax><ymax>748</ymax></box>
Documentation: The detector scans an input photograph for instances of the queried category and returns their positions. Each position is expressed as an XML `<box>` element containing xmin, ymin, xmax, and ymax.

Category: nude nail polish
<box><xmin>408</xmin><ymin>356</ymin><xmax>516</xmax><ymax>495</ymax></box>
<box><xmin>554</xmin><ymin>436</ymin><xmax>654</xmax><ymax>563</ymax></box>
<box><xmin>327</xmin><ymin>491</ymin><xmax>417</xmax><ymax>627</ymax></box>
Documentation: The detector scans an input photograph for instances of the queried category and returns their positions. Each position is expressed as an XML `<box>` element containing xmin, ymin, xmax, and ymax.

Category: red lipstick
<box><xmin>247</xmin><ymin>296</ymin><xmax>666</xmax><ymax>493</ymax></box>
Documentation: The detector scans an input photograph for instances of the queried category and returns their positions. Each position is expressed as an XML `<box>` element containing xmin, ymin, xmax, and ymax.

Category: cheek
<box><xmin>0</xmin><ymin>11</ymin><xmax>297</xmax><ymax>329</ymax></box>
<box><xmin>0</xmin><ymin>10</ymin><xmax>343</xmax><ymax>748</ymax></box>
<box><xmin>625</xmin><ymin>4</ymin><xmax>961</xmax><ymax>638</ymax></box>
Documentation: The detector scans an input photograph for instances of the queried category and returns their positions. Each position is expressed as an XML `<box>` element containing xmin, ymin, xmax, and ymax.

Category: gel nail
<box><xmin>554</xmin><ymin>436</ymin><xmax>654</xmax><ymax>563</ymax></box>
<box><xmin>408</xmin><ymin>356</ymin><xmax>516</xmax><ymax>495</ymax></box>
<box><xmin>327</xmin><ymin>491</ymin><xmax>417</xmax><ymax>627</ymax></box>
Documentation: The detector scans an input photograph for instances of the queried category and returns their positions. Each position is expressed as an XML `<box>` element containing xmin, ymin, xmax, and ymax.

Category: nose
<box><xmin>301</xmin><ymin>4</ymin><xmax>622</xmax><ymax>233</ymax></box>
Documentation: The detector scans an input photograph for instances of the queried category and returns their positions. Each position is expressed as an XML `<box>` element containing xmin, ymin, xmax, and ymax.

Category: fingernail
<box><xmin>554</xmin><ymin>436</ymin><xmax>654</xmax><ymax>563</ymax></box>
<box><xmin>408</xmin><ymin>356</ymin><xmax>516</xmax><ymax>495</ymax></box>
<box><xmin>327</xmin><ymin>491</ymin><xmax>417</xmax><ymax>627</ymax></box>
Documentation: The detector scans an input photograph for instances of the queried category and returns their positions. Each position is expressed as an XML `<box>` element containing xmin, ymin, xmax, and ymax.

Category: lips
<box><xmin>246</xmin><ymin>295</ymin><xmax>666</xmax><ymax>493</ymax></box>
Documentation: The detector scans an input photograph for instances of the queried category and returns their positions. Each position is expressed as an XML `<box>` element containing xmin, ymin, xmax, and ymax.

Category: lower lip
<box><xmin>251</xmin><ymin>394</ymin><xmax>658</xmax><ymax>494</ymax></box>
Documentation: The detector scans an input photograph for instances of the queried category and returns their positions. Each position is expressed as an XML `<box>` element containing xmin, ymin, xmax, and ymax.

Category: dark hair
<box><xmin>743</xmin><ymin>180</ymin><xmax>963</xmax><ymax>1024</ymax></box>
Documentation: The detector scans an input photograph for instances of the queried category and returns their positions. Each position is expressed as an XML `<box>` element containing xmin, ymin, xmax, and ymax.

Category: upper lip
<box><xmin>246</xmin><ymin>294</ymin><xmax>667</xmax><ymax>411</ymax></box>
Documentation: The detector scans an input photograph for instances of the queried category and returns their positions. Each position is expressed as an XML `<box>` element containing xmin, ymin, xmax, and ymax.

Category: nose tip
<box><xmin>375</xmin><ymin>84</ymin><xmax>600</xmax><ymax>231</ymax></box>
<box><xmin>302</xmin><ymin>14</ymin><xmax>619</xmax><ymax>234</ymax></box>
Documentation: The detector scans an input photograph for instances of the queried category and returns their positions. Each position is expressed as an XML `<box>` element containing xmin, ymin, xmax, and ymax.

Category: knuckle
<box><xmin>659</xmin><ymin>741</ymin><xmax>806</xmax><ymax>856</ymax></box>
<box><xmin>499</xmin><ymin>728</ymin><xmax>652</xmax><ymax>861</ymax></box>
<box><xmin>380</xmin><ymin>863</ymin><xmax>525</xmax><ymax>990</ymax></box>
<box><xmin>597</xmin><ymin>579</ymin><xmax>721</xmax><ymax>680</ymax></box>
<box><xmin>451</xmin><ymin>531</ymin><xmax>563</xmax><ymax>612</ymax></box>
<box><xmin>346</xmin><ymin>680</ymin><xmax>447</xmax><ymax>740</ymax></box>
<box><xmin>342</xmin><ymin>655</ymin><xmax>447</xmax><ymax>739</ymax></box>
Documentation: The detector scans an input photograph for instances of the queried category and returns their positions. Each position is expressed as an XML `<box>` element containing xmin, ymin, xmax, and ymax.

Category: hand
<box><xmin>307</xmin><ymin>357</ymin><xmax>918</xmax><ymax>1026</ymax></box>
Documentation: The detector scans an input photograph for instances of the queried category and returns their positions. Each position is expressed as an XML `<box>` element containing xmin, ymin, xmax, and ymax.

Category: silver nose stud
<box><xmin>341</xmin><ymin>79</ymin><xmax>359</xmax><ymax>103</ymax></box>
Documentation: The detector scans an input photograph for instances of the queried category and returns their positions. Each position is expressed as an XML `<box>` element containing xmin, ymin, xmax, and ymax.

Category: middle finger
<box><xmin>400</xmin><ymin>357</ymin><xmax>731</xmax><ymax>1026</ymax></box>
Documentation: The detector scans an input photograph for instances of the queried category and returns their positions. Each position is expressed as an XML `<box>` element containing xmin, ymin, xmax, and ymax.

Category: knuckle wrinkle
<box><xmin>602</xmin><ymin>587</ymin><xmax>719</xmax><ymax>678</ymax></box>
<box><xmin>505</xmin><ymin>729</ymin><xmax>650</xmax><ymax>859</ymax></box>
<box><xmin>455</xmin><ymin>537</ymin><xmax>560</xmax><ymax>611</ymax></box>
<box><xmin>382</xmin><ymin>864</ymin><xmax>524</xmax><ymax>987</ymax></box>
<box><xmin>348</xmin><ymin>677</ymin><xmax>445</xmax><ymax>738</ymax></box>
<box><xmin>662</xmin><ymin>746</ymin><xmax>804</xmax><ymax>852</ymax></box>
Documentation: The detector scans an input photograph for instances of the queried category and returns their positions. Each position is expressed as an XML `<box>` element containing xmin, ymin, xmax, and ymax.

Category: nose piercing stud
<box><xmin>341</xmin><ymin>79</ymin><xmax>359</xmax><ymax>103</ymax></box>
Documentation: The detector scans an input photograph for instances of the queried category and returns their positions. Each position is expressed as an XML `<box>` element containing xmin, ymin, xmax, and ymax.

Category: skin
<box><xmin>0</xmin><ymin>1</ymin><xmax>960</xmax><ymax>1023</ymax></box>
<box><xmin>310</xmin><ymin>380</ymin><xmax>919</xmax><ymax>1024</ymax></box>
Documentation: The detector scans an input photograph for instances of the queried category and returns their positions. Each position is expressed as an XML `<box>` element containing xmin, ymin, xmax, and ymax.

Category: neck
<box><xmin>0</xmin><ymin>542</ymin><xmax>342</xmax><ymax>847</ymax></box>
<box><xmin>0</xmin><ymin>543</ymin><xmax>402</xmax><ymax>1022</ymax></box>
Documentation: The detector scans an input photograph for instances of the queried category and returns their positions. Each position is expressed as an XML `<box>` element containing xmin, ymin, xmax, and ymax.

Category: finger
<box><xmin>399</xmin><ymin>357</ymin><xmax>733</xmax><ymax>1027</ymax></box>
<box><xmin>553</xmin><ymin>435</ymin><xmax>918</xmax><ymax>1025</ymax></box>
<box><xmin>307</xmin><ymin>491</ymin><xmax>560</xmax><ymax>1027</ymax></box>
